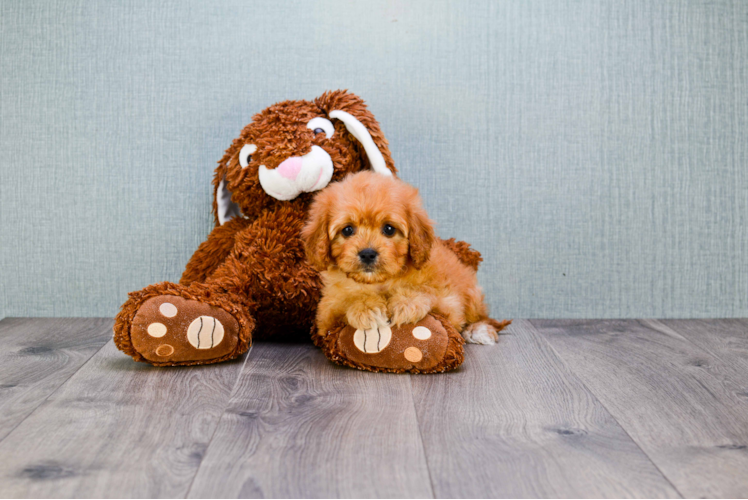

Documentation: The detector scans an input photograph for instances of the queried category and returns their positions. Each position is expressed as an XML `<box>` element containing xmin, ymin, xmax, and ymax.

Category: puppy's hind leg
<box><xmin>461</xmin><ymin>319</ymin><xmax>512</xmax><ymax>345</ymax></box>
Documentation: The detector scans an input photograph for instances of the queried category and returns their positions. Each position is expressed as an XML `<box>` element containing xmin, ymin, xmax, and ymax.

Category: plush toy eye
<box><xmin>307</xmin><ymin>117</ymin><xmax>334</xmax><ymax>139</ymax></box>
<box><xmin>382</xmin><ymin>224</ymin><xmax>396</xmax><ymax>237</ymax></box>
<box><xmin>239</xmin><ymin>144</ymin><xmax>257</xmax><ymax>169</ymax></box>
<box><xmin>341</xmin><ymin>225</ymin><xmax>355</xmax><ymax>237</ymax></box>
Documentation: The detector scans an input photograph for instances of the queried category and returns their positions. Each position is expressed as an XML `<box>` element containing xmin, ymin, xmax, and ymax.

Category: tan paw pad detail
<box><xmin>404</xmin><ymin>346</ymin><xmax>423</xmax><ymax>363</ymax></box>
<box><xmin>412</xmin><ymin>326</ymin><xmax>432</xmax><ymax>340</ymax></box>
<box><xmin>186</xmin><ymin>316</ymin><xmax>225</xmax><ymax>349</ymax></box>
<box><xmin>159</xmin><ymin>302</ymin><xmax>178</xmax><ymax>317</ymax></box>
<box><xmin>156</xmin><ymin>344</ymin><xmax>174</xmax><ymax>357</ymax></box>
<box><xmin>353</xmin><ymin>326</ymin><xmax>392</xmax><ymax>353</ymax></box>
<box><xmin>147</xmin><ymin>322</ymin><xmax>167</xmax><ymax>338</ymax></box>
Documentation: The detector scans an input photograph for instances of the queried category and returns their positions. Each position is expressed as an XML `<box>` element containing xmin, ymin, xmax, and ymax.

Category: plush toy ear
<box><xmin>301</xmin><ymin>189</ymin><xmax>334</xmax><ymax>270</ymax></box>
<box><xmin>215</xmin><ymin>177</ymin><xmax>243</xmax><ymax>225</ymax></box>
<box><xmin>406</xmin><ymin>194</ymin><xmax>435</xmax><ymax>269</ymax></box>
<box><xmin>329</xmin><ymin>110</ymin><xmax>391</xmax><ymax>177</ymax></box>
<box><xmin>315</xmin><ymin>90</ymin><xmax>398</xmax><ymax>176</ymax></box>
<box><xmin>212</xmin><ymin>149</ymin><xmax>244</xmax><ymax>226</ymax></box>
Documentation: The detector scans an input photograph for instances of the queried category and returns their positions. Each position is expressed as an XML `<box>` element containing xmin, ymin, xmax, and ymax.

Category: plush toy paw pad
<box><xmin>412</xmin><ymin>326</ymin><xmax>432</xmax><ymax>340</ymax></box>
<box><xmin>336</xmin><ymin>315</ymin><xmax>451</xmax><ymax>371</ymax></box>
<box><xmin>186</xmin><ymin>316</ymin><xmax>225</xmax><ymax>349</ymax></box>
<box><xmin>147</xmin><ymin>322</ymin><xmax>168</xmax><ymax>337</ymax></box>
<box><xmin>352</xmin><ymin>325</ymin><xmax>392</xmax><ymax>353</ymax></box>
<box><xmin>403</xmin><ymin>346</ymin><xmax>423</xmax><ymax>362</ymax></box>
<box><xmin>156</xmin><ymin>344</ymin><xmax>174</xmax><ymax>357</ymax></box>
<box><xmin>131</xmin><ymin>295</ymin><xmax>239</xmax><ymax>363</ymax></box>
<box><xmin>159</xmin><ymin>302</ymin><xmax>178</xmax><ymax>317</ymax></box>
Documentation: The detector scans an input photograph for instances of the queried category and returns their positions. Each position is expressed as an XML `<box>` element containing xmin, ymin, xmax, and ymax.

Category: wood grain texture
<box><xmin>658</xmin><ymin>319</ymin><xmax>748</xmax><ymax>373</ymax></box>
<box><xmin>0</xmin><ymin>340</ymin><xmax>245</xmax><ymax>498</ymax></box>
<box><xmin>410</xmin><ymin>320</ymin><xmax>678</xmax><ymax>498</ymax></box>
<box><xmin>0</xmin><ymin>318</ymin><xmax>111</xmax><ymax>443</ymax></box>
<box><xmin>532</xmin><ymin>319</ymin><xmax>748</xmax><ymax>498</ymax></box>
<box><xmin>2</xmin><ymin>318</ymin><xmax>746</xmax><ymax>498</ymax></box>
<box><xmin>187</xmin><ymin>342</ymin><xmax>433</xmax><ymax>499</ymax></box>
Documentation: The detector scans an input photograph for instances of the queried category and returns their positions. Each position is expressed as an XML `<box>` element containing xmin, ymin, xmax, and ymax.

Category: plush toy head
<box><xmin>213</xmin><ymin>90</ymin><xmax>397</xmax><ymax>225</ymax></box>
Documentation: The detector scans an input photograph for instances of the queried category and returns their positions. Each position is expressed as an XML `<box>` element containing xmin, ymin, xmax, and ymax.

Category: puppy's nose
<box><xmin>358</xmin><ymin>248</ymin><xmax>378</xmax><ymax>265</ymax></box>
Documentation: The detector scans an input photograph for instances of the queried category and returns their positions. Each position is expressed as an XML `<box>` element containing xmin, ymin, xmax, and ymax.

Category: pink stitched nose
<box><xmin>276</xmin><ymin>157</ymin><xmax>302</xmax><ymax>180</ymax></box>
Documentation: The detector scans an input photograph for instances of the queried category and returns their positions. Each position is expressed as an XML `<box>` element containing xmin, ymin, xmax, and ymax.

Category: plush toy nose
<box><xmin>276</xmin><ymin>157</ymin><xmax>303</xmax><ymax>180</ymax></box>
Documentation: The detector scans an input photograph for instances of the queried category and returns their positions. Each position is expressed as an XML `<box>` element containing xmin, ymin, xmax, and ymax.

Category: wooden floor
<box><xmin>0</xmin><ymin>318</ymin><xmax>747</xmax><ymax>498</ymax></box>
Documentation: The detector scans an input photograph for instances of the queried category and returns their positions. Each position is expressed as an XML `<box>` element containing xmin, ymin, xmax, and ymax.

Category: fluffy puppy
<box><xmin>302</xmin><ymin>171</ymin><xmax>504</xmax><ymax>345</ymax></box>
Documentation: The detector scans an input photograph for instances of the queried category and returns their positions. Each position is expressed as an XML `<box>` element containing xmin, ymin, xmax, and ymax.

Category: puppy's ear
<box><xmin>302</xmin><ymin>189</ymin><xmax>334</xmax><ymax>271</ymax></box>
<box><xmin>406</xmin><ymin>192</ymin><xmax>435</xmax><ymax>269</ymax></box>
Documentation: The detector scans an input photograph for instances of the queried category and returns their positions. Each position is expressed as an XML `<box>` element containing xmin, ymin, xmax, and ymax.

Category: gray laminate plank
<box><xmin>411</xmin><ymin>320</ymin><xmax>678</xmax><ymax>498</ymax></box>
<box><xmin>0</xmin><ymin>318</ymin><xmax>112</xmax><ymax>442</ymax></box>
<box><xmin>187</xmin><ymin>342</ymin><xmax>433</xmax><ymax>499</ymax></box>
<box><xmin>0</xmin><ymin>340</ymin><xmax>245</xmax><ymax>498</ymax></box>
<box><xmin>658</xmin><ymin>319</ymin><xmax>748</xmax><ymax>372</ymax></box>
<box><xmin>531</xmin><ymin>319</ymin><xmax>748</xmax><ymax>498</ymax></box>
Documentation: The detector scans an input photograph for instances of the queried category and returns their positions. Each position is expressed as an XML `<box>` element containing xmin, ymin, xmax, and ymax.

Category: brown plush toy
<box><xmin>113</xmin><ymin>90</ymin><xmax>483</xmax><ymax>371</ymax></box>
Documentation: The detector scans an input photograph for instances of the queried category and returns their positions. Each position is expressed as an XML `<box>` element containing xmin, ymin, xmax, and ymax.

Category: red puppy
<box><xmin>303</xmin><ymin>171</ymin><xmax>506</xmax><ymax>344</ymax></box>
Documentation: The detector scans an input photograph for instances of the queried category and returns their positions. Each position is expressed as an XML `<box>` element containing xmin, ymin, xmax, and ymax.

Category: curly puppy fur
<box><xmin>302</xmin><ymin>171</ymin><xmax>510</xmax><ymax>344</ymax></box>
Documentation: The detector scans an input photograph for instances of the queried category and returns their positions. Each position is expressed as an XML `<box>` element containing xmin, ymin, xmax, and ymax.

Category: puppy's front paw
<box><xmin>462</xmin><ymin>321</ymin><xmax>500</xmax><ymax>345</ymax></box>
<box><xmin>346</xmin><ymin>305</ymin><xmax>389</xmax><ymax>331</ymax></box>
<box><xmin>389</xmin><ymin>295</ymin><xmax>432</xmax><ymax>327</ymax></box>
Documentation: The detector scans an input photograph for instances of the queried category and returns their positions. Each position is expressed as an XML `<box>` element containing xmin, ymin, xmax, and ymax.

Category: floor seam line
<box><xmin>408</xmin><ymin>374</ymin><xmax>437</xmax><ymax>499</ymax></box>
<box><xmin>644</xmin><ymin>319</ymin><xmax>737</xmax><ymax>368</ymax></box>
<box><xmin>0</xmin><ymin>322</ymin><xmax>112</xmax><ymax>447</ymax></box>
<box><xmin>183</xmin><ymin>342</ymin><xmax>254</xmax><ymax>499</ymax></box>
<box><xmin>526</xmin><ymin>320</ymin><xmax>686</xmax><ymax>499</ymax></box>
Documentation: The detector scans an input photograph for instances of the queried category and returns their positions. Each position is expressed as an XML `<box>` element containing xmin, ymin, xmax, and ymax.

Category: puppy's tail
<box><xmin>486</xmin><ymin>318</ymin><xmax>512</xmax><ymax>332</ymax></box>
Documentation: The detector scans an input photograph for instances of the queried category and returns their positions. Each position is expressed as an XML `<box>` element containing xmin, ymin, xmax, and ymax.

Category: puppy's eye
<box><xmin>313</xmin><ymin>128</ymin><xmax>325</xmax><ymax>135</ymax></box>
<box><xmin>239</xmin><ymin>144</ymin><xmax>257</xmax><ymax>169</ymax></box>
<box><xmin>341</xmin><ymin>225</ymin><xmax>355</xmax><ymax>237</ymax></box>
<box><xmin>382</xmin><ymin>224</ymin><xmax>396</xmax><ymax>237</ymax></box>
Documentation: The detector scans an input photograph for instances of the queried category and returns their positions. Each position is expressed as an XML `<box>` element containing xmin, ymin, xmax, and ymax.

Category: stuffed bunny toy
<box><xmin>114</xmin><ymin>90</ymin><xmax>481</xmax><ymax>372</ymax></box>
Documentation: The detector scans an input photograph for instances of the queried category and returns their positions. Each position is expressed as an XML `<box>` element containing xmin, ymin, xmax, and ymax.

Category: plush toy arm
<box><xmin>439</xmin><ymin>237</ymin><xmax>483</xmax><ymax>271</ymax></box>
<box><xmin>179</xmin><ymin>217</ymin><xmax>252</xmax><ymax>285</ymax></box>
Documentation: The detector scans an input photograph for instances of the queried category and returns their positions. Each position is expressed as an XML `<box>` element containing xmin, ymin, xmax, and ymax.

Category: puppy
<box><xmin>302</xmin><ymin>171</ymin><xmax>505</xmax><ymax>345</ymax></box>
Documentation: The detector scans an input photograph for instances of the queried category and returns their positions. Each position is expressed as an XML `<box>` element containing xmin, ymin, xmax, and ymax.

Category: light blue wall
<box><xmin>1</xmin><ymin>0</ymin><xmax>746</xmax><ymax>319</ymax></box>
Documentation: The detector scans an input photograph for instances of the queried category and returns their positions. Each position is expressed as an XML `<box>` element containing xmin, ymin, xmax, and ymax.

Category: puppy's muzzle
<box><xmin>358</xmin><ymin>248</ymin><xmax>379</xmax><ymax>267</ymax></box>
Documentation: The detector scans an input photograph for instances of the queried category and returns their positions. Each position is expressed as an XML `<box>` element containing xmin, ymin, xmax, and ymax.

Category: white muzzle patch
<box><xmin>258</xmin><ymin>146</ymin><xmax>334</xmax><ymax>201</ymax></box>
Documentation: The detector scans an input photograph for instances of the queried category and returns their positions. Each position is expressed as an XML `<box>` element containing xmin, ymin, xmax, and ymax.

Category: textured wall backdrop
<box><xmin>1</xmin><ymin>0</ymin><xmax>746</xmax><ymax>319</ymax></box>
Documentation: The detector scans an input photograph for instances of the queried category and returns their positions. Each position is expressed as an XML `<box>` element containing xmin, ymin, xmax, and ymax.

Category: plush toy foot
<box><xmin>114</xmin><ymin>283</ymin><xmax>253</xmax><ymax>366</ymax></box>
<box><xmin>318</xmin><ymin>313</ymin><xmax>464</xmax><ymax>373</ymax></box>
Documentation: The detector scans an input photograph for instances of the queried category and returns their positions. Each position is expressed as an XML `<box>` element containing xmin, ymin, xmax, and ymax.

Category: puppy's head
<box><xmin>302</xmin><ymin>171</ymin><xmax>434</xmax><ymax>284</ymax></box>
